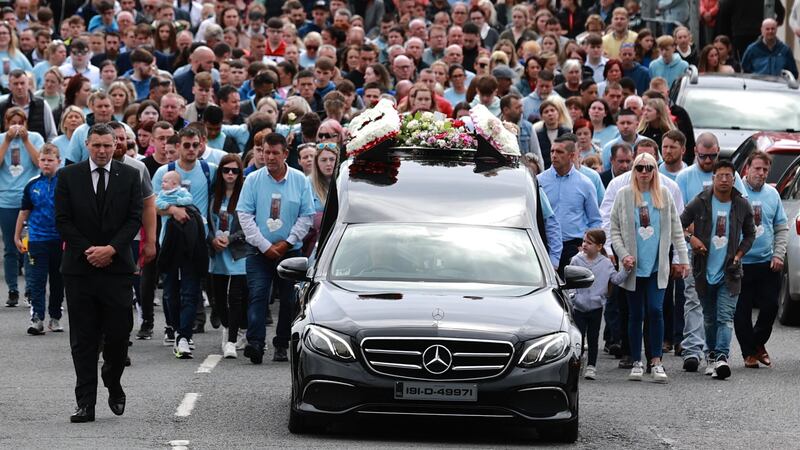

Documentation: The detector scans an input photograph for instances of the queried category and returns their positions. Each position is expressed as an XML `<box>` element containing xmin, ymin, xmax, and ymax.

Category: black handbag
<box><xmin>228</xmin><ymin>230</ymin><xmax>259</xmax><ymax>261</ymax></box>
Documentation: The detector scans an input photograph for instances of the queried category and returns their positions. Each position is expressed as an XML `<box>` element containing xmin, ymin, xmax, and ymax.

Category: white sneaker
<box><xmin>223</xmin><ymin>342</ymin><xmax>237</xmax><ymax>359</ymax></box>
<box><xmin>652</xmin><ymin>364</ymin><xmax>668</xmax><ymax>383</ymax></box>
<box><xmin>235</xmin><ymin>329</ymin><xmax>247</xmax><ymax>350</ymax></box>
<box><xmin>712</xmin><ymin>360</ymin><xmax>731</xmax><ymax>380</ymax></box>
<box><xmin>188</xmin><ymin>338</ymin><xmax>195</xmax><ymax>350</ymax></box>
<box><xmin>48</xmin><ymin>318</ymin><xmax>64</xmax><ymax>332</ymax></box>
<box><xmin>174</xmin><ymin>337</ymin><xmax>193</xmax><ymax>359</ymax></box>
<box><xmin>629</xmin><ymin>361</ymin><xmax>644</xmax><ymax>381</ymax></box>
<box><xmin>704</xmin><ymin>358</ymin><xmax>715</xmax><ymax>376</ymax></box>
<box><xmin>584</xmin><ymin>365</ymin><xmax>596</xmax><ymax>380</ymax></box>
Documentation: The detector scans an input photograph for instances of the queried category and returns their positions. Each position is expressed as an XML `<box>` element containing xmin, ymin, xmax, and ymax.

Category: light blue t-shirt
<box><xmin>65</xmin><ymin>122</ymin><xmax>135</xmax><ymax>163</ymax></box>
<box><xmin>31</xmin><ymin>61</ymin><xmax>52</xmax><ymax>89</ymax></box>
<box><xmin>592</xmin><ymin>125</ymin><xmax>619</xmax><ymax>150</ymax></box>
<box><xmin>675</xmin><ymin>164</ymin><xmax>747</xmax><ymax>205</ymax></box>
<box><xmin>658</xmin><ymin>161</ymin><xmax>686</xmax><ymax>181</ymax></box>
<box><xmin>579</xmin><ymin>165</ymin><xmax>605</xmax><ymax>205</ymax></box>
<box><xmin>443</xmin><ymin>88</ymin><xmax>466</xmax><ymax>107</ymax></box>
<box><xmin>707</xmin><ymin>197</ymin><xmax>732</xmax><ymax>285</ymax></box>
<box><xmin>743</xmin><ymin>181</ymin><xmax>787</xmax><ymax>264</ymax></box>
<box><xmin>236</xmin><ymin>166</ymin><xmax>315</xmax><ymax>251</ymax></box>
<box><xmin>601</xmin><ymin>134</ymin><xmax>643</xmax><ymax>171</ymax></box>
<box><xmin>0</xmin><ymin>132</ymin><xmax>45</xmax><ymax>208</ymax></box>
<box><xmin>634</xmin><ymin>191</ymin><xmax>661</xmax><ymax>277</ymax></box>
<box><xmin>52</xmin><ymin>134</ymin><xmax>69</xmax><ymax>167</ymax></box>
<box><xmin>152</xmin><ymin>160</ymin><xmax>217</xmax><ymax>242</ymax></box>
<box><xmin>0</xmin><ymin>51</ymin><xmax>33</xmax><ymax>88</ymax></box>
<box><xmin>210</xmin><ymin>197</ymin><xmax>247</xmax><ymax>275</ymax></box>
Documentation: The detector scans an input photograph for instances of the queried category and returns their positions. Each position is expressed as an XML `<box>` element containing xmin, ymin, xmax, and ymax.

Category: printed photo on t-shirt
<box><xmin>752</xmin><ymin>201</ymin><xmax>764</xmax><ymax>238</ymax></box>
<box><xmin>638</xmin><ymin>202</ymin><xmax>654</xmax><ymax>240</ymax></box>
<box><xmin>267</xmin><ymin>193</ymin><xmax>283</xmax><ymax>232</ymax></box>
<box><xmin>712</xmin><ymin>211</ymin><xmax>728</xmax><ymax>250</ymax></box>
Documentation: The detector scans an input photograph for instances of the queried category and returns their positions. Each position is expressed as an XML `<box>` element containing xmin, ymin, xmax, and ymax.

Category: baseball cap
<box><xmin>312</xmin><ymin>0</ymin><xmax>327</xmax><ymax>11</ymax></box>
<box><xmin>491</xmin><ymin>65</ymin><xmax>515</xmax><ymax>80</ymax></box>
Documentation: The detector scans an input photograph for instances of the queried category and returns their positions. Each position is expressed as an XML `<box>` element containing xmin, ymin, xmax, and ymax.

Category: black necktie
<box><xmin>96</xmin><ymin>167</ymin><xmax>106</xmax><ymax>210</ymax></box>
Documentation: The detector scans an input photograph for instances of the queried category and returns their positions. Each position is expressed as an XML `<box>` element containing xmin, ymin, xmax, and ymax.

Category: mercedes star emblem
<box><xmin>422</xmin><ymin>344</ymin><xmax>453</xmax><ymax>374</ymax></box>
<box><xmin>432</xmin><ymin>308</ymin><xmax>445</xmax><ymax>321</ymax></box>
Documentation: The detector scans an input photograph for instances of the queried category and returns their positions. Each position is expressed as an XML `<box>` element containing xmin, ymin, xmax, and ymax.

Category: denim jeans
<box><xmin>162</xmin><ymin>265</ymin><xmax>202</xmax><ymax>340</ymax></box>
<box><xmin>27</xmin><ymin>240</ymin><xmax>63</xmax><ymax>321</ymax></box>
<box><xmin>245</xmin><ymin>250</ymin><xmax>299</xmax><ymax>352</ymax></box>
<box><xmin>681</xmin><ymin>252</ymin><xmax>707</xmax><ymax>360</ymax></box>
<box><xmin>628</xmin><ymin>274</ymin><xmax>666</xmax><ymax>362</ymax></box>
<box><xmin>734</xmin><ymin>262</ymin><xmax>780</xmax><ymax>358</ymax></box>
<box><xmin>700</xmin><ymin>281</ymin><xmax>739</xmax><ymax>360</ymax></box>
<box><xmin>574</xmin><ymin>307</ymin><xmax>603</xmax><ymax>366</ymax></box>
<box><xmin>0</xmin><ymin>207</ymin><xmax>20</xmax><ymax>293</ymax></box>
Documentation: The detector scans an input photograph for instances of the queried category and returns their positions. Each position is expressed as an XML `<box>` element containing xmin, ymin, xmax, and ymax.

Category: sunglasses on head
<box><xmin>221</xmin><ymin>167</ymin><xmax>241</xmax><ymax>174</ymax></box>
<box><xmin>317</xmin><ymin>142</ymin><xmax>338</xmax><ymax>151</ymax></box>
<box><xmin>634</xmin><ymin>165</ymin><xmax>655</xmax><ymax>173</ymax></box>
<box><xmin>317</xmin><ymin>132</ymin><xmax>338</xmax><ymax>140</ymax></box>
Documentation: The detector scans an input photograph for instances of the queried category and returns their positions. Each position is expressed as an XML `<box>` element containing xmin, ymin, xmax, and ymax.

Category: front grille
<box><xmin>360</xmin><ymin>337</ymin><xmax>514</xmax><ymax>381</ymax></box>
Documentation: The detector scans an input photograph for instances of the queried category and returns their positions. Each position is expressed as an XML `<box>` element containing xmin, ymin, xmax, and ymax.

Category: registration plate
<box><xmin>394</xmin><ymin>382</ymin><xmax>478</xmax><ymax>402</ymax></box>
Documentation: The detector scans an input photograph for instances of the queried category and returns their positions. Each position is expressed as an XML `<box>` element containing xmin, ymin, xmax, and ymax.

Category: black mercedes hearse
<box><xmin>277</xmin><ymin>147</ymin><xmax>593</xmax><ymax>442</ymax></box>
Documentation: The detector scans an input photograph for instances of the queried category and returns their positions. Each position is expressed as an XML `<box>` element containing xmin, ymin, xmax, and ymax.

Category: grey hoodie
<box><xmin>569</xmin><ymin>252</ymin><xmax>630</xmax><ymax>312</ymax></box>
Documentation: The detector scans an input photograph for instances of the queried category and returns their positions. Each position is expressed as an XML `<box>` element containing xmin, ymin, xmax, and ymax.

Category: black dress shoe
<box><xmin>273</xmin><ymin>346</ymin><xmax>288</xmax><ymax>362</ymax></box>
<box><xmin>70</xmin><ymin>405</ymin><xmax>95</xmax><ymax>423</ymax></box>
<box><xmin>108</xmin><ymin>393</ymin><xmax>126</xmax><ymax>416</ymax></box>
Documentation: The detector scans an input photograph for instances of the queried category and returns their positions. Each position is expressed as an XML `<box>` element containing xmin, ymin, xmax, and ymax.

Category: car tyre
<box><xmin>778</xmin><ymin>267</ymin><xmax>800</xmax><ymax>326</ymax></box>
<box><xmin>537</xmin><ymin>415</ymin><xmax>579</xmax><ymax>443</ymax></box>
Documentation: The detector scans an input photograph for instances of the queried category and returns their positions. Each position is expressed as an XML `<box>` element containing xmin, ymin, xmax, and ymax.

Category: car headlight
<box><xmin>304</xmin><ymin>325</ymin><xmax>356</xmax><ymax>362</ymax></box>
<box><xmin>517</xmin><ymin>332</ymin><xmax>571</xmax><ymax>368</ymax></box>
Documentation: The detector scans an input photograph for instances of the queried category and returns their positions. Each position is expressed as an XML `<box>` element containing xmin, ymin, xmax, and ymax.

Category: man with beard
<box><xmin>174</xmin><ymin>46</ymin><xmax>218</xmax><ymax>104</ymax></box>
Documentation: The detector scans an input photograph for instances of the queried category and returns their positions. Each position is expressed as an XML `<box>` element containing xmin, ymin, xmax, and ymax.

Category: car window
<box><xmin>330</xmin><ymin>223</ymin><xmax>543</xmax><ymax>285</ymax></box>
<box><xmin>779</xmin><ymin>162</ymin><xmax>800</xmax><ymax>199</ymax></box>
<box><xmin>767</xmin><ymin>154</ymin><xmax>800</xmax><ymax>184</ymax></box>
<box><xmin>682</xmin><ymin>89</ymin><xmax>800</xmax><ymax>131</ymax></box>
<box><xmin>732</xmin><ymin>138</ymin><xmax>756</xmax><ymax>175</ymax></box>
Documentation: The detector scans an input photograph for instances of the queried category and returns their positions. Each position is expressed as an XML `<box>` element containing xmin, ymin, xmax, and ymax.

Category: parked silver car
<box><xmin>775</xmin><ymin>159</ymin><xmax>800</xmax><ymax>324</ymax></box>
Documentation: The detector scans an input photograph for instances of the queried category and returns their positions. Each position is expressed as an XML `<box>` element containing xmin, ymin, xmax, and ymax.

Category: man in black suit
<box><xmin>55</xmin><ymin>124</ymin><xmax>143</xmax><ymax>423</ymax></box>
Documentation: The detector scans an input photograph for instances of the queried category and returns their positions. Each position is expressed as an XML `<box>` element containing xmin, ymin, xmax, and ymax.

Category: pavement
<box><xmin>2</xmin><ymin>275</ymin><xmax>800</xmax><ymax>449</ymax></box>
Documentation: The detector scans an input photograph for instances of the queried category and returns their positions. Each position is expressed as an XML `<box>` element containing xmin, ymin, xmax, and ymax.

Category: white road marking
<box><xmin>175</xmin><ymin>393</ymin><xmax>201</xmax><ymax>417</ymax></box>
<box><xmin>168</xmin><ymin>440</ymin><xmax>190</xmax><ymax>450</ymax></box>
<box><xmin>196</xmin><ymin>354</ymin><xmax>222</xmax><ymax>373</ymax></box>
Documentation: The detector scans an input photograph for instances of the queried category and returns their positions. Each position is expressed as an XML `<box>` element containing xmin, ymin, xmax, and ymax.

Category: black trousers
<box><xmin>734</xmin><ymin>262</ymin><xmax>780</xmax><ymax>358</ymax></box>
<box><xmin>212</xmin><ymin>274</ymin><xmax>248</xmax><ymax>343</ymax></box>
<box><xmin>139</xmin><ymin>258</ymin><xmax>157</xmax><ymax>327</ymax></box>
<box><xmin>65</xmin><ymin>273</ymin><xmax>134</xmax><ymax>407</ymax></box>
<box><xmin>558</xmin><ymin>238</ymin><xmax>583</xmax><ymax>276</ymax></box>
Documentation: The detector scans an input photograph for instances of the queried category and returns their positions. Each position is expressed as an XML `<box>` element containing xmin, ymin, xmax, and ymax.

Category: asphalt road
<box><xmin>1</xmin><ymin>278</ymin><xmax>800</xmax><ymax>449</ymax></box>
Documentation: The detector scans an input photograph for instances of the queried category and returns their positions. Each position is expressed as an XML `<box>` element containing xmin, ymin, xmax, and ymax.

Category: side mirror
<box><xmin>277</xmin><ymin>257</ymin><xmax>311</xmax><ymax>282</ymax></box>
<box><xmin>562</xmin><ymin>265</ymin><xmax>595</xmax><ymax>290</ymax></box>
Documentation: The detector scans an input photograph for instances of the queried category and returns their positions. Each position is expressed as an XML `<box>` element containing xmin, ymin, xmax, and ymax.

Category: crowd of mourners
<box><xmin>0</xmin><ymin>0</ymin><xmax>796</xmax><ymax>382</ymax></box>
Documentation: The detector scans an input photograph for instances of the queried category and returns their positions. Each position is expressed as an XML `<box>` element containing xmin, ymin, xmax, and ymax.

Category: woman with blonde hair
<box><xmin>610</xmin><ymin>152</ymin><xmax>689</xmax><ymax>383</ymax></box>
<box><xmin>108</xmin><ymin>81</ymin><xmax>134</xmax><ymax>122</ymax></box>
<box><xmin>35</xmin><ymin>67</ymin><xmax>64</xmax><ymax>111</ymax></box>
<box><xmin>492</xmin><ymin>39</ymin><xmax>520</xmax><ymax>72</ymax></box>
<box><xmin>499</xmin><ymin>5</ymin><xmax>537</xmax><ymax>49</ymax></box>
<box><xmin>637</xmin><ymin>98</ymin><xmax>675</xmax><ymax>148</ymax></box>
<box><xmin>0</xmin><ymin>22</ymin><xmax>33</xmax><ymax>86</ymax></box>
<box><xmin>489</xmin><ymin>51</ymin><xmax>510</xmax><ymax>72</ymax></box>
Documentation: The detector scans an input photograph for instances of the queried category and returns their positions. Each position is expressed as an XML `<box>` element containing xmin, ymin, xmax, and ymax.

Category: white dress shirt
<box><xmin>89</xmin><ymin>158</ymin><xmax>111</xmax><ymax>193</ymax></box>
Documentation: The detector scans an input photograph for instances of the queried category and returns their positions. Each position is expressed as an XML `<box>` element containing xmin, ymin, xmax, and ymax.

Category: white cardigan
<box><xmin>610</xmin><ymin>186</ymin><xmax>689</xmax><ymax>291</ymax></box>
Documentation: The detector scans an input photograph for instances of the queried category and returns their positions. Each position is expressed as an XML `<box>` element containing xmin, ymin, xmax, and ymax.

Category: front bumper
<box><xmin>292</xmin><ymin>343</ymin><xmax>579</xmax><ymax>424</ymax></box>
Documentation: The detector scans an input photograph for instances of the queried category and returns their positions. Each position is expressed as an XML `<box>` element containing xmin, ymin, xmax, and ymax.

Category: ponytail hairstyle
<box><xmin>584</xmin><ymin>228</ymin><xmax>608</xmax><ymax>258</ymax></box>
